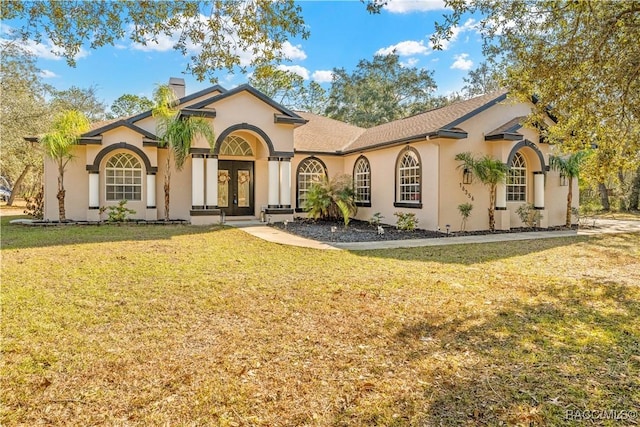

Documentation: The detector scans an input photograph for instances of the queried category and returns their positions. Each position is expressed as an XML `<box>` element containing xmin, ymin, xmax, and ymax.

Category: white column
<box><xmin>191</xmin><ymin>154</ymin><xmax>205</xmax><ymax>208</ymax></box>
<box><xmin>146</xmin><ymin>174</ymin><xmax>156</xmax><ymax>208</ymax></box>
<box><xmin>279</xmin><ymin>158</ymin><xmax>291</xmax><ymax>208</ymax></box>
<box><xmin>534</xmin><ymin>172</ymin><xmax>545</xmax><ymax>209</ymax></box>
<box><xmin>205</xmin><ymin>155</ymin><xmax>218</xmax><ymax>208</ymax></box>
<box><xmin>496</xmin><ymin>182</ymin><xmax>507</xmax><ymax>209</ymax></box>
<box><xmin>268</xmin><ymin>157</ymin><xmax>280</xmax><ymax>207</ymax></box>
<box><xmin>89</xmin><ymin>172</ymin><xmax>99</xmax><ymax>208</ymax></box>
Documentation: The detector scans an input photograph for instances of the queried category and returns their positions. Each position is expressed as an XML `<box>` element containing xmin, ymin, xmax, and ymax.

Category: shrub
<box><xmin>304</xmin><ymin>174</ymin><xmax>357</xmax><ymax>226</ymax></box>
<box><xmin>394</xmin><ymin>212</ymin><xmax>418</xmax><ymax>231</ymax></box>
<box><xmin>516</xmin><ymin>203</ymin><xmax>543</xmax><ymax>228</ymax></box>
<box><xmin>101</xmin><ymin>200</ymin><xmax>136</xmax><ymax>222</ymax></box>
<box><xmin>457</xmin><ymin>202</ymin><xmax>473</xmax><ymax>231</ymax></box>
<box><xmin>24</xmin><ymin>186</ymin><xmax>44</xmax><ymax>219</ymax></box>
<box><xmin>369</xmin><ymin>212</ymin><xmax>384</xmax><ymax>226</ymax></box>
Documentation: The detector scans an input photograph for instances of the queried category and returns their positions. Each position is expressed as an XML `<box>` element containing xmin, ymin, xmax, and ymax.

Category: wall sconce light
<box><xmin>463</xmin><ymin>168</ymin><xmax>473</xmax><ymax>184</ymax></box>
<box><xmin>560</xmin><ymin>173</ymin><xmax>568</xmax><ymax>186</ymax></box>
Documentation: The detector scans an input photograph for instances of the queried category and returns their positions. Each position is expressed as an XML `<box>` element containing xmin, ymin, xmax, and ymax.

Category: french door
<box><xmin>217</xmin><ymin>160</ymin><xmax>254</xmax><ymax>216</ymax></box>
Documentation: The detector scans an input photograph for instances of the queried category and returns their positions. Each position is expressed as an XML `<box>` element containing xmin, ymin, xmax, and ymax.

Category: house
<box><xmin>41</xmin><ymin>78</ymin><xmax>577</xmax><ymax>231</ymax></box>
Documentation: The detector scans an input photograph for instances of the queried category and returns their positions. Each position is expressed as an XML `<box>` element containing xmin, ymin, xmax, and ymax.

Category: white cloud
<box><xmin>3</xmin><ymin>37</ymin><xmax>90</xmax><ymax>61</ymax></box>
<box><xmin>383</xmin><ymin>0</ymin><xmax>448</xmax><ymax>13</ymax></box>
<box><xmin>281</xmin><ymin>41</ymin><xmax>307</xmax><ymax>61</ymax></box>
<box><xmin>400</xmin><ymin>57</ymin><xmax>420</xmax><ymax>67</ymax></box>
<box><xmin>376</xmin><ymin>39</ymin><xmax>430</xmax><ymax>56</ymax></box>
<box><xmin>277</xmin><ymin>64</ymin><xmax>310</xmax><ymax>80</ymax></box>
<box><xmin>39</xmin><ymin>69</ymin><xmax>59</xmax><ymax>78</ymax></box>
<box><xmin>311</xmin><ymin>70</ymin><xmax>334</xmax><ymax>83</ymax></box>
<box><xmin>450</xmin><ymin>53</ymin><xmax>473</xmax><ymax>70</ymax></box>
<box><xmin>437</xmin><ymin>18</ymin><xmax>478</xmax><ymax>51</ymax></box>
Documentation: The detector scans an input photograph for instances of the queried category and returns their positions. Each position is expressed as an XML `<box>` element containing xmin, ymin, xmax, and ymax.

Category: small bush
<box><xmin>101</xmin><ymin>200</ymin><xmax>136</xmax><ymax>222</ymax></box>
<box><xmin>516</xmin><ymin>203</ymin><xmax>543</xmax><ymax>228</ymax></box>
<box><xmin>24</xmin><ymin>186</ymin><xmax>44</xmax><ymax>219</ymax></box>
<box><xmin>457</xmin><ymin>203</ymin><xmax>473</xmax><ymax>231</ymax></box>
<box><xmin>394</xmin><ymin>212</ymin><xmax>418</xmax><ymax>231</ymax></box>
<box><xmin>369</xmin><ymin>212</ymin><xmax>384</xmax><ymax>226</ymax></box>
<box><xmin>304</xmin><ymin>174</ymin><xmax>356</xmax><ymax>226</ymax></box>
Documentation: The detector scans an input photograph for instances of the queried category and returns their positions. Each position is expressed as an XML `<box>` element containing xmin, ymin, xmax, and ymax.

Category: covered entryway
<box><xmin>218</xmin><ymin>160</ymin><xmax>254</xmax><ymax>216</ymax></box>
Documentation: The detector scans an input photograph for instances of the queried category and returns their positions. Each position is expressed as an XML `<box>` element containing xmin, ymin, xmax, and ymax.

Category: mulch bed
<box><xmin>270</xmin><ymin>218</ymin><xmax>576</xmax><ymax>243</ymax></box>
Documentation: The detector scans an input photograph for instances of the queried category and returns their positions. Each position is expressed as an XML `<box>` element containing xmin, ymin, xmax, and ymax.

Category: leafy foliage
<box><xmin>1</xmin><ymin>1</ymin><xmax>309</xmax><ymax>82</ymax></box>
<box><xmin>249</xmin><ymin>67</ymin><xmax>328</xmax><ymax>113</ymax></box>
<box><xmin>100</xmin><ymin>200</ymin><xmax>137</xmax><ymax>222</ymax></box>
<box><xmin>394</xmin><ymin>212</ymin><xmax>418</xmax><ymax>231</ymax></box>
<box><xmin>152</xmin><ymin>84</ymin><xmax>215</xmax><ymax>220</ymax></box>
<box><xmin>303</xmin><ymin>174</ymin><xmax>357</xmax><ymax>224</ymax></box>
<box><xmin>550</xmin><ymin>151</ymin><xmax>590</xmax><ymax>227</ymax></box>
<box><xmin>40</xmin><ymin>110</ymin><xmax>90</xmax><ymax>221</ymax></box>
<box><xmin>455</xmin><ymin>152</ymin><xmax>508</xmax><ymax>231</ymax></box>
<box><xmin>23</xmin><ymin>185</ymin><xmax>44</xmax><ymax>219</ymax></box>
<box><xmin>108</xmin><ymin>94</ymin><xmax>154</xmax><ymax>119</ymax></box>
<box><xmin>325</xmin><ymin>53</ymin><xmax>441</xmax><ymax>127</ymax></box>
<box><xmin>0</xmin><ymin>41</ymin><xmax>51</xmax><ymax>202</ymax></box>
<box><xmin>461</xmin><ymin>61</ymin><xmax>503</xmax><ymax>98</ymax></box>
<box><xmin>49</xmin><ymin>85</ymin><xmax>107</xmax><ymax>122</ymax></box>
<box><xmin>368</xmin><ymin>212</ymin><xmax>384</xmax><ymax>226</ymax></box>
<box><xmin>516</xmin><ymin>203</ymin><xmax>543</xmax><ymax>228</ymax></box>
<box><xmin>457</xmin><ymin>202</ymin><xmax>473</xmax><ymax>231</ymax></box>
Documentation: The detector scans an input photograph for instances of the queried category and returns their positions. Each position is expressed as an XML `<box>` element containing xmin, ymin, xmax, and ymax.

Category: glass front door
<box><xmin>218</xmin><ymin>160</ymin><xmax>254</xmax><ymax>216</ymax></box>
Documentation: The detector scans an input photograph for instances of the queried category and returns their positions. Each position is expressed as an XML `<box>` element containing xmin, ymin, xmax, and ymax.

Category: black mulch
<box><xmin>269</xmin><ymin>218</ymin><xmax>576</xmax><ymax>243</ymax></box>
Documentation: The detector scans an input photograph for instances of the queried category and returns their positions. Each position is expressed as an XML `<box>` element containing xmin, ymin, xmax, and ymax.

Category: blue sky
<box><xmin>2</xmin><ymin>0</ymin><xmax>484</xmax><ymax>108</ymax></box>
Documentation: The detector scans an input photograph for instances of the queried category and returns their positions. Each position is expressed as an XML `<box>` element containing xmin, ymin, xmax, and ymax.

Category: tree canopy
<box><xmin>1</xmin><ymin>0</ymin><xmax>309</xmax><ymax>82</ymax></box>
<box><xmin>325</xmin><ymin>54</ymin><xmax>441</xmax><ymax>128</ymax></box>
<box><xmin>249</xmin><ymin>68</ymin><xmax>328</xmax><ymax>114</ymax></box>
<box><xmin>49</xmin><ymin>86</ymin><xmax>107</xmax><ymax>122</ymax></box>
<box><xmin>0</xmin><ymin>41</ymin><xmax>51</xmax><ymax>200</ymax></box>
<box><xmin>108</xmin><ymin>94</ymin><xmax>154</xmax><ymax>119</ymax></box>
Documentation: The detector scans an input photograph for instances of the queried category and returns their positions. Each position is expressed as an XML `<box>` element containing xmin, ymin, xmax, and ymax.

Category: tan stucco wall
<box><xmin>44</xmin><ymin>145</ymin><xmax>88</xmax><ymax>221</ymax></box>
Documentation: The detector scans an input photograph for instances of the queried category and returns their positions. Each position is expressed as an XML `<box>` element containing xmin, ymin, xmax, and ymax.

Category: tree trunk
<box><xmin>629</xmin><ymin>166</ymin><xmax>640</xmax><ymax>211</ymax></box>
<box><xmin>566</xmin><ymin>177</ymin><xmax>573</xmax><ymax>227</ymax></box>
<box><xmin>6</xmin><ymin>164</ymin><xmax>31</xmax><ymax>206</ymax></box>
<box><xmin>164</xmin><ymin>155</ymin><xmax>171</xmax><ymax>221</ymax></box>
<box><xmin>488</xmin><ymin>184</ymin><xmax>496</xmax><ymax>231</ymax></box>
<box><xmin>57</xmin><ymin>170</ymin><xmax>66</xmax><ymax>221</ymax></box>
<box><xmin>598</xmin><ymin>182</ymin><xmax>610</xmax><ymax>211</ymax></box>
<box><xmin>617</xmin><ymin>167</ymin><xmax>629</xmax><ymax>211</ymax></box>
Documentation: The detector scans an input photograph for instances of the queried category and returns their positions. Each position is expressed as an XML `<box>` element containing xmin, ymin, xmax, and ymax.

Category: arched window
<box><xmin>219</xmin><ymin>135</ymin><xmax>253</xmax><ymax>156</ymax></box>
<box><xmin>297</xmin><ymin>157</ymin><xmax>327</xmax><ymax>209</ymax></box>
<box><xmin>105</xmin><ymin>153</ymin><xmax>142</xmax><ymax>201</ymax></box>
<box><xmin>507</xmin><ymin>152</ymin><xmax>527</xmax><ymax>202</ymax></box>
<box><xmin>395</xmin><ymin>147</ymin><xmax>421</xmax><ymax>207</ymax></box>
<box><xmin>353</xmin><ymin>156</ymin><xmax>371</xmax><ymax>205</ymax></box>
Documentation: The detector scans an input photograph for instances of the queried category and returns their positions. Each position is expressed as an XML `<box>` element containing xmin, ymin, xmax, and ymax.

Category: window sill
<box><xmin>394</xmin><ymin>202</ymin><xmax>423</xmax><ymax>209</ymax></box>
<box><xmin>355</xmin><ymin>201</ymin><xmax>372</xmax><ymax>207</ymax></box>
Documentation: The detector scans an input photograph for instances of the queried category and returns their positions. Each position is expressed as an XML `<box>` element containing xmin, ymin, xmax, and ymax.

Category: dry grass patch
<box><xmin>1</xmin><ymin>216</ymin><xmax>639</xmax><ymax>426</ymax></box>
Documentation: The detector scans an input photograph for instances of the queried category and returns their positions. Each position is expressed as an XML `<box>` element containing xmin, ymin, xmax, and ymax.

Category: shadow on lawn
<box><xmin>350</xmin><ymin>235</ymin><xmax>598</xmax><ymax>265</ymax></box>
<box><xmin>0</xmin><ymin>215</ymin><xmax>228</xmax><ymax>250</ymax></box>
<box><xmin>375</xmin><ymin>281</ymin><xmax>640</xmax><ymax>426</ymax></box>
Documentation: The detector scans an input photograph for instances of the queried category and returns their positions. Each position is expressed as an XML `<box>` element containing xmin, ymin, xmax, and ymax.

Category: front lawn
<box><xmin>1</xmin><ymin>216</ymin><xmax>639</xmax><ymax>426</ymax></box>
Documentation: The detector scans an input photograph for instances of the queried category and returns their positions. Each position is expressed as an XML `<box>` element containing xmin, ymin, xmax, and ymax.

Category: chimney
<box><xmin>168</xmin><ymin>77</ymin><xmax>185</xmax><ymax>99</ymax></box>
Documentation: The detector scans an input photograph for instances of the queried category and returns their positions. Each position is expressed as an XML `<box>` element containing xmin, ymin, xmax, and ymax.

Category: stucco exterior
<box><xmin>42</xmin><ymin>79</ymin><xmax>577</xmax><ymax>231</ymax></box>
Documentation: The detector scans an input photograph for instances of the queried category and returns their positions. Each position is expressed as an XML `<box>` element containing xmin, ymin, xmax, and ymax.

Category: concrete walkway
<box><xmin>228</xmin><ymin>218</ymin><xmax>640</xmax><ymax>251</ymax></box>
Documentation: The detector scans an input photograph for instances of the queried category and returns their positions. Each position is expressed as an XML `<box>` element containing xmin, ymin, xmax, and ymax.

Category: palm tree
<box><xmin>152</xmin><ymin>85</ymin><xmax>215</xmax><ymax>220</ymax></box>
<box><xmin>549</xmin><ymin>151</ymin><xmax>589</xmax><ymax>227</ymax></box>
<box><xmin>455</xmin><ymin>152</ymin><xmax>508</xmax><ymax>231</ymax></box>
<box><xmin>40</xmin><ymin>110</ymin><xmax>90</xmax><ymax>221</ymax></box>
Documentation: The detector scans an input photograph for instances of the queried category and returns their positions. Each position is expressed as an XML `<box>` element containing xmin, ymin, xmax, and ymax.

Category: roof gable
<box><xmin>82</xmin><ymin>120</ymin><xmax>158</xmax><ymax>141</ymax></box>
<box><xmin>188</xmin><ymin>84</ymin><xmax>306</xmax><ymax>124</ymax></box>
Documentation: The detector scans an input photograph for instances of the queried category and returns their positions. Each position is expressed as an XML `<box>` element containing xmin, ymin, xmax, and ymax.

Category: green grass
<box><xmin>2</xmin><ymin>215</ymin><xmax>639</xmax><ymax>426</ymax></box>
